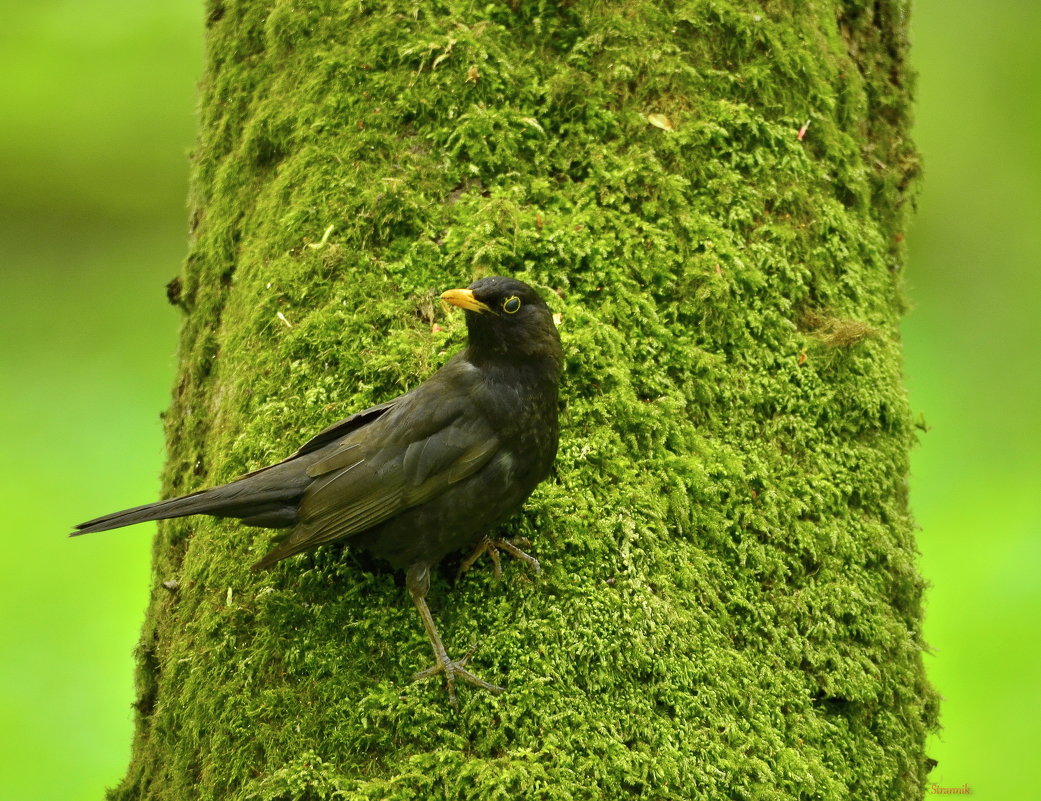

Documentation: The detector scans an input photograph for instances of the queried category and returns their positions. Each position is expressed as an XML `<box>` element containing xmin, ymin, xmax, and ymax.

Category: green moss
<box><xmin>112</xmin><ymin>1</ymin><xmax>935</xmax><ymax>799</ymax></box>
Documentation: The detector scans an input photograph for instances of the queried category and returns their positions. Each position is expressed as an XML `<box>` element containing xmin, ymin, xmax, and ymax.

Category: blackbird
<box><xmin>73</xmin><ymin>276</ymin><xmax>563</xmax><ymax>702</ymax></box>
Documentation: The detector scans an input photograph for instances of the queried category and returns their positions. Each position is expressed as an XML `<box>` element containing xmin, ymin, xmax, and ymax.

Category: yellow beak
<box><xmin>440</xmin><ymin>288</ymin><xmax>493</xmax><ymax>314</ymax></box>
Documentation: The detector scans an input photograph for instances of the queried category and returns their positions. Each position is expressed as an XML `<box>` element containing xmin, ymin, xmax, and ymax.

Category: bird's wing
<box><xmin>292</xmin><ymin>398</ymin><xmax>400</xmax><ymax>457</ymax></box>
<box><xmin>253</xmin><ymin>385</ymin><xmax>499</xmax><ymax>564</ymax></box>
<box><xmin>231</xmin><ymin>399</ymin><xmax>399</xmax><ymax>483</ymax></box>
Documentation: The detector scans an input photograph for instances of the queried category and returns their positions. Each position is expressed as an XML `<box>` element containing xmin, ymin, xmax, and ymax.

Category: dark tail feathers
<box><xmin>71</xmin><ymin>469</ymin><xmax>305</xmax><ymax>536</ymax></box>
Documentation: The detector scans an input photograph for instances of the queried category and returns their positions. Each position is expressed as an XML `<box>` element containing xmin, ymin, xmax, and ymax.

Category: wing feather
<box><xmin>253</xmin><ymin>358</ymin><xmax>501</xmax><ymax>567</ymax></box>
<box><xmin>306</xmin><ymin>444</ymin><xmax>363</xmax><ymax>478</ymax></box>
<box><xmin>279</xmin><ymin>426</ymin><xmax>497</xmax><ymax>554</ymax></box>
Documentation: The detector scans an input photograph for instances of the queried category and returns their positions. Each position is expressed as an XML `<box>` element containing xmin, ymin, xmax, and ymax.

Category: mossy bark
<box><xmin>113</xmin><ymin>1</ymin><xmax>937</xmax><ymax>798</ymax></box>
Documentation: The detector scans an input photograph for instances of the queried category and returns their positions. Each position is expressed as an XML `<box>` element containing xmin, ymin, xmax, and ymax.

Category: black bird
<box><xmin>73</xmin><ymin>276</ymin><xmax>563</xmax><ymax>702</ymax></box>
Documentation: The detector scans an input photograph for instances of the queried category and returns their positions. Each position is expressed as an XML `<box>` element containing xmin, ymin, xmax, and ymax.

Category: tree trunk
<box><xmin>113</xmin><ymin>1</ymin><xmax>936</xmax><ymax>798</ymax></box>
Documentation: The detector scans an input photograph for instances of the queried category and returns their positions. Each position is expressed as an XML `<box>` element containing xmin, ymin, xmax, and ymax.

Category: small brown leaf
<box><xmin>646</xmin><ymin>113</ymin><xmax>676</xmax><ymax>131</ymax></box>
<box><xmin>466</xmin><ymin>65</ymin><xmax>479</xmax><ymax>83</ymax></box>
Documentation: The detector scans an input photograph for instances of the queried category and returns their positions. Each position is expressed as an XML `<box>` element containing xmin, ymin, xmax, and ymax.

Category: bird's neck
<box><xmin>464</xmin><ymin>346</ymin><xmax>562</xmax><ymax>389</ymax></box>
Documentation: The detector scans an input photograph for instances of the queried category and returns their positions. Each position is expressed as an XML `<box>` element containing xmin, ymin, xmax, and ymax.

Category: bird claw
<box><xmin>413</xmin><ymin>643</ymin><xmax>504</xmax><ymax>707</ymax></box>
<box><xmin>458</xmin><ymin>536</ymin><xmax>541</xmax><ymax>579</ymax></box>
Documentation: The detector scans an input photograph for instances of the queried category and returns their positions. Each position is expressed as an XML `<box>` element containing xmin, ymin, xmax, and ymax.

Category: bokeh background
<box><xmin>1</xmin><ymin>2</ymin><xmax>1037</xmax><ymax>798</ymax></box>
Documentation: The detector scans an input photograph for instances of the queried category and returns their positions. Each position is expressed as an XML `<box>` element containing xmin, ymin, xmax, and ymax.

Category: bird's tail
<box><xmin>71</xmin><ymin>466</ymin><xmax>306</xmax><ymax>536</ymax></box>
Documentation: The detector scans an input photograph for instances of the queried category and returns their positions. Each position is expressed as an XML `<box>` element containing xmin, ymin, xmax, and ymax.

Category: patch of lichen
<box><xmin>111</xmin><ymin>1</ymin><xmax>936</xmax><ymax>799</ymax></box>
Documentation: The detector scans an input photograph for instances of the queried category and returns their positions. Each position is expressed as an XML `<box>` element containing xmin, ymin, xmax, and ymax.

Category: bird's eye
<box><xmin>502</xmin><ymin>296</ymin><xmax>522</xmax><ymax>314</ymax></box>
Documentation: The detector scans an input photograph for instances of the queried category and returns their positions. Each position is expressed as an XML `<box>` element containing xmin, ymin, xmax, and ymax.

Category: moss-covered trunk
<box><xmin>114</xmin><ymin>1</ymin><xmax>936</xmax><ymax>798</ymax></box>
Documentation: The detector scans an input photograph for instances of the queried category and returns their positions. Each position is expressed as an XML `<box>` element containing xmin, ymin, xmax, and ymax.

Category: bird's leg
<box><xmin>406</xmin><ymin>563</ymin><xmax>504</xmax><ymax>706</ymax></box>
<box><xmin>458</xmin><ymin>535</ymin><xmax>541</xmax><ymax>579</ymax></box>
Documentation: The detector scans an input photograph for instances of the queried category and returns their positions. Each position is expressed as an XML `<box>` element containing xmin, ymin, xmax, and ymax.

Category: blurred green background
<box><xmin>0</xmin><ymin>1</ymin><xmax>1036</xmax><ymax>798</ymax></box>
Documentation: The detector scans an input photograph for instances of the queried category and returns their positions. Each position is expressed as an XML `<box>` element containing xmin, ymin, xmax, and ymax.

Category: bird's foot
<box><xmin>413</xmin><ymin>643</ymin><xmax>504</xmax><ymax>707</ymax></box>
<box><xmin>458</xmin><ymin>536</ymin><xmax>541</xmax><ymax>579</ymax></box>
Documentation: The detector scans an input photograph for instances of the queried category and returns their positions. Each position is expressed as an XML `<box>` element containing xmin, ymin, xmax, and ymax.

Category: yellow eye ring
<box><xmin>502</xmin><ymin>296</ymin><xmax>522</xmax><ymax>314</ymax></box>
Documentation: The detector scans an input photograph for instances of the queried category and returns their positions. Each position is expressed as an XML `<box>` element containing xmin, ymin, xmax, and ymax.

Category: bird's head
<box><xmin>441</xmin><ymin>276</ymin><xmax>562</xmax><ymax>367</ymax></box>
